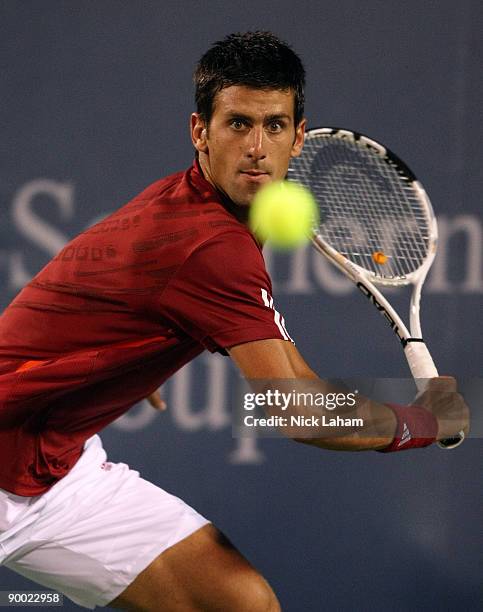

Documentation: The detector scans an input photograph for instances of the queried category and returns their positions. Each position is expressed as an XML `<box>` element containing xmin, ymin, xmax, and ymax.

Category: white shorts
<box><xmin>0</xmin><ymin>435</ymin><xmax>210</xmax><ymax>609</ymax></box>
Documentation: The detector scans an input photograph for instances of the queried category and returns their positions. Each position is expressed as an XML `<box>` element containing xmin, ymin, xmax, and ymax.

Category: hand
<box><xmin>415</xmin><ymin>376</ymin><xmax>470</xmax><ymax>441</ymax></box>
<box><xmin>146</xmin><ymin>389</ymin><xmax>167</xmax><ymax>411</ymax></box>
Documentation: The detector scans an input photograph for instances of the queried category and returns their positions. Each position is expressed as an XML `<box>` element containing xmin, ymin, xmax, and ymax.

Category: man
<box><xmin>0</xmin><ymin>32</ymin><xmax>468</xmax><ymax>610</ymax></box>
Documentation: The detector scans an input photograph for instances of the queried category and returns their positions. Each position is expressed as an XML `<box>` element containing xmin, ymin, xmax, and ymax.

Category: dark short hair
<box><xmin>194</xmin><ymin>31</ymin><xmax>305</xmax><ymax>126</ymax></box>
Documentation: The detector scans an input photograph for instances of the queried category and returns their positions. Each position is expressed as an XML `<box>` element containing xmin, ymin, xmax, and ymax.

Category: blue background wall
<box><xmin>1</xmin><ymin>2</ymin><xmax>482</xmax><ymax>610</ymax></box>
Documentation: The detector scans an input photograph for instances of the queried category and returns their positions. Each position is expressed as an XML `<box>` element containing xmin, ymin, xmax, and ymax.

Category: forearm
<box><xmin>295</xmin><ymin>436</ymin><xmax>393</xmax><ymax>451</ymax></box>
<box><xmin>252</xmin><ymin>378</ymin><xmax>398</xmax><ymax>451</ymax></box>
<box><xmin>292</xmin><ymin>398</ymin><xmax>397</xmax><ymax>451</ymax></box>
<box><xmin>231</xmin><ymin>341</ymin><xmax>466</xmax><ymax>453</ymax></box>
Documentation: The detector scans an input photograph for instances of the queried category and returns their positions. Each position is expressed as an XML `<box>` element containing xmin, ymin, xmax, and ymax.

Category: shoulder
<box><xmin>129</xmin><ymin>169</ymin><xmax>187</xmax><ymax>203</ymax></box>
<box><xmin>170</xmin><ymin>228</ymin><xmax>271</xmax><ymax>300</ymax></box>
<box><xmin>192</xmin><ymin>229</ymin><xmax>265</xmax><ymax>269</ymax></box>
<box><xmin>129</xmin><ymin>160</ymin><xmax>213</xmax><ymax>206</ymax></box>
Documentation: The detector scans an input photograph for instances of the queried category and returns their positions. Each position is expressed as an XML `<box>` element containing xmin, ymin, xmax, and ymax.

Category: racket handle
<box><xmin>404</xmin><ymin>341</ymin><xmax>465</xmax><ymax>450</ymax></box>
<box><xmin>404</xmin><ymin>341</ymin><xmax>438</xmax><ymax>391</ymax></box>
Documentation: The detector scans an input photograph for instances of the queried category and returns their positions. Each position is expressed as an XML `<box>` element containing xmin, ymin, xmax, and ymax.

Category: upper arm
<box><xmin>161</xmin><ymin>231</ymin><xmax>290</xmax><ymax>353</ymax></box>
<box><xmin>228</xmin><ymin>338</ymin><xmax>319</xmax><ymax>380</ymax></box>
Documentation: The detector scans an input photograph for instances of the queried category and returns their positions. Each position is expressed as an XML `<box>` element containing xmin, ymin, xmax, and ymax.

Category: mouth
<box><xmin>240</xmin><ymin>170</ymin><xmax>270</xmax><ymax>183</ymax></box>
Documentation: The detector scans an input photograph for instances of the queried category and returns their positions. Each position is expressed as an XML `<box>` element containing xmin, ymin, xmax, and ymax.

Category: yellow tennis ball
<box><xmin>249</xmin><ymin>180</ymin><xmax>318</xmax><ymax>248</ymax></box>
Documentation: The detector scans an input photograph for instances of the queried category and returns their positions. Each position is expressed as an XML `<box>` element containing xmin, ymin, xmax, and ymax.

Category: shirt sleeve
<box><xmin>160</xmin><ymin>231</ymin><xmax>293</xmax><ymax>353</ymax></box>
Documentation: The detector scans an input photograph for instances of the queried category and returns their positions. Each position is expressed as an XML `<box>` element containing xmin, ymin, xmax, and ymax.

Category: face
<box><xmin>191</xmin><ymin>85</ymin><xmax>305</xmax><ymax>208</ymax></box>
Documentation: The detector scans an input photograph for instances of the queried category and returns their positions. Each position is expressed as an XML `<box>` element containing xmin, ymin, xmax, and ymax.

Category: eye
<box><xmin>230</xmin><ymin>119</ymin><xmax>247</xmax><ymax>130</ymax></box>
<box><xmin>267</xmin><ymin>121</ymin><xmax>284</xmax><ymax>133</ymax></box>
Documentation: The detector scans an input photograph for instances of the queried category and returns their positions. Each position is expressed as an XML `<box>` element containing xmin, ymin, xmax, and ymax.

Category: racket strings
<box><xmin>289</xmin><ymin>136</ymin><xmax>431</xmax><ymax>279</ymax></box>
<box><xmin>321</xmin><ymin>167</ymin><xmax>425</xmax><ymax>275</ymax></box>
<box><xmin>317</xmin><ymin>140</ymin><xmax>428</xmax><ymax>276</ymax></box>
<box><xmin>309</xmin><ymin>141</ymin><xmax>429</xmax><ymax>274</ymax></box>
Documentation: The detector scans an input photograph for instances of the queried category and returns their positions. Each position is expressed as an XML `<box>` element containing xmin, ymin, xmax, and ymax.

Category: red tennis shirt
<box><xmin>0</xmin><ymin>161</ymin><xmax>291</xmax><ymax>495</ymax></box>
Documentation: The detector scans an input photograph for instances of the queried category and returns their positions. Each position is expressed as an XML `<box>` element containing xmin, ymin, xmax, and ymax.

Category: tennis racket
<box><xmin>288</xmin><ymin>127</ymin><xmax>464</xmax><ymax>449</ymax></box>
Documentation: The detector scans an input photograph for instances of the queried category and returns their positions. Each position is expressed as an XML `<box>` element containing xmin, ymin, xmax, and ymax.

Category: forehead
<box><xmin>212</xmin><ymin>85</ymin><xmax>295</xmax><ymax>121</ymax></box>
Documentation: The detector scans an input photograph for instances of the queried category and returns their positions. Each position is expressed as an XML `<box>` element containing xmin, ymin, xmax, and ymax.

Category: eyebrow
<box><xmin>265</xmin><ymin>113</ymin><xmax>291</xmax><ymax>122</ymax></box>
<box><xmin>225</xmin><ymin>111</ymin><xmax>292</xmax><ymax>122</ymax></box>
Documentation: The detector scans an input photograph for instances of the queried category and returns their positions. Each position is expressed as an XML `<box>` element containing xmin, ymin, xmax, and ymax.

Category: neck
<box><xmin>197</xmin><ymin>153</ymin><xmax>249</xmax><ymax>225</ymax></box>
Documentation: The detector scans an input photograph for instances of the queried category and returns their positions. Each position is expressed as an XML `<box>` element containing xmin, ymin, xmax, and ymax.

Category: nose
<box><xmin>246</xmin><ymin>126</ymin><xmax>266</xmax><ymax>160</ymax></box>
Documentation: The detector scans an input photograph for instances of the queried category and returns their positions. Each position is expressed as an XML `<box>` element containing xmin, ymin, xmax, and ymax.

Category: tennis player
<box><xmin>0</xmin><ymin>32</ymin><xmax>468</xmax><ymax>610</ymax></box>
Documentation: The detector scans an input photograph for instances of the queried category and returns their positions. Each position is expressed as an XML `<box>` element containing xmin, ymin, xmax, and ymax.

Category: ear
<box><xmin>290</xmin><ymin>118</ymin><xmax>306</xmax><ymax>158</ymax></box>
<box><xmin>191</xmin><ymin>113</ymin><xmax>209</xmax><ymax>154</ymax></box>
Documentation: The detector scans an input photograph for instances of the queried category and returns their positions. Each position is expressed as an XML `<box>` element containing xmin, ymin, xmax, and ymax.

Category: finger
<box><xmin>426</xmin><ymin>376</ymin><xmax>458</xmax><ymax>393</ymax></box>
<box><xmin>147</xmin><ymin>391</ymin><xmax>167</xmax><ymax>411</ymax></box>
<box><xmin>151</xmin><ymin>397</ymin><xmax>167</xmax><ymax>411</ymax></box>
<box><xmin>157</xmin><ymin>399</ymin><xmax>167</xmax><ymax>411</ymax></box>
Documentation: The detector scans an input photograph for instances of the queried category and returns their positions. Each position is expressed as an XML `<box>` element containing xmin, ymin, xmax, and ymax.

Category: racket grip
<box><xmin>404</xmin><ymin>341</ymin><xmax>465</xmax><ymax>449</ymax></box>
<box><xmin>404</xmin><ymin>341</ymin><xmax>438</xmax><ymax>392</ymax></box>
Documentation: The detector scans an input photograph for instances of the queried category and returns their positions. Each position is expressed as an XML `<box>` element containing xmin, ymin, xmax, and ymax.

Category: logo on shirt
<box><xmin>260</xmin><ymin>288</ymin><xmax>293</xmax><ymax>342</ymax></box>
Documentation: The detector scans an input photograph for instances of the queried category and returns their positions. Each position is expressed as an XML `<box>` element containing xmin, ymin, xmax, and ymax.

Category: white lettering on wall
<box><xmin>429</xmin><ymin>215</ymin><xmax>482</xmax><ymax>293</ymax></box>
<box><xmin>170</xmin><ymin>353</ymin><xmax>229</xmax><ymax>431</ymax></box>
<box><xmin>10</xmin><ymin>179</ymin><xmax>73</xmax><ymax>289</ymax></box>
<box><xmin>113</xmin><ymin>400</ymin><xmax>159</xmax><ymax>431</ymax></box>
<box><xmin>2</xmin><ymin>180</ymin><xmax>482</xmax><ymax>463</ymax></box>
